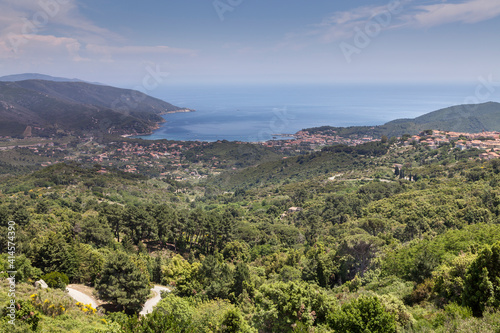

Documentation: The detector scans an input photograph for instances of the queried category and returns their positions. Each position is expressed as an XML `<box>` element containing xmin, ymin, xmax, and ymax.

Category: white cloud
<box><xmin>280</xmin><ymin>0</ymin><xmax>409</xmax><ymax>46</ymax></box>
<box><xmin>411</xmin><ymin>0</ymin><xmax>500</xmax><ymax>27</ymax></box>
<box><xmin>284</xmin><ymin>0</ymin><xmax>500</xmax><ymax>46</ymax></box>
<box><xmin>0</xmin><ymin>33</ymin><xmax>84</xmax><ymax>61</ymax></box>
<box><xmin>0</xmin><ymin>0</ymin><xmax>122</xmax><ymax>44</ymax></box>
<box><xmin>0</xmin><ymin>0</ymin><xmax>196</xmax><ymax>67</ymax></box>
<box><xmin>314</xmin><ymin>4</ymin><xmax>398</xmax><ymax>42</ymax></box>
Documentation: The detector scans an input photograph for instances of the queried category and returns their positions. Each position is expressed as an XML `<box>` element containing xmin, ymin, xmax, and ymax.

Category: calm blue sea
<box><xmin>137</xmin><ymin>83</ymin><xmax>500</xmax><ymax>142</ymax></box>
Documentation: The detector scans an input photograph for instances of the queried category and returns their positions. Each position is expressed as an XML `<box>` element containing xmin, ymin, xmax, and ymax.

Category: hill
<box><xmin>0</xmin><ymin>80</ymin><xmax>191</xmax><ymax>137</ymax></box>
<box><xmin>305</xmin><ymin>102</ymin><xmax>500</xmax><ymax>138</ymax></box>
<box><xmin>0</xmin><ymin>73</ymin><xmax>86</xmax><ymax>83</ymax></box>
<box><xmin>209</xmin><ymin>141</ymin><xmax>390</xmax><ymax>190</ymax></box>
<box><xmin>383</xmin><ymin>101</ymin><xmax>500</xmax><ymax>134</ymax></box>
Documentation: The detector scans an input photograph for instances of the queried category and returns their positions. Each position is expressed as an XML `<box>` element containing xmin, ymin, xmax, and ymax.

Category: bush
<box><xmin>253</xmin><ymin>281</ymin><xmax>338</xmax><ymax>332</ymax></box>
<box><xmin>1</xmin><ymin>299</ymin><xmax>42</xmax><ymax>331</ymax></box>
<box><xmin>41</xmin><ymin>271</ymin><xmax>69</xmax><ymax>289</ymax></box>
<box><xmin>148</xmin><ymin>294</ymin><xmax>255</xmax><ymax>333</ymax></box>
<box><xmin>30</xmin><ymin>289</ymin><xmax>74</xmax><ymax>317</ymax></box>
<box><xmin>328</xmin><ymin>295</ymin><xmax>397</xmax><ymax>333</ymax></box>
<box><xmin>463</xmin><ymin>241</ymin><xmax>500</xmax><ymax>316</ymax></box>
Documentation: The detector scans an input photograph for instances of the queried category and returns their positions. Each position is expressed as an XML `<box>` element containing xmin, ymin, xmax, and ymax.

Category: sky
<box><xmin>0</xmin><ymin>0</ymin><xmax>499</xmax><ymax>87</ymax></box>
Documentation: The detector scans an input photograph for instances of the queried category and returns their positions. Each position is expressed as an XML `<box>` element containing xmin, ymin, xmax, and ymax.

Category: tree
<box><xmin>79</xmin><ymin>216</ymin><xmax>114</xmax><ymax>248</ymax></box>
<box><xmin>72</xmin><ymin>243</ymin><xmax>105</xmax><ymax>285</ymax></box>
<box><xmin>13</xmin><ymin>207</ymin><xmax>30</xmax><ymax>226</ymax></box>
<box><xmin>253</xmin><ymin>280</ymin><xmax>338</xmax><ymax>332</ymax></box>
<box><xmin>199</xmin><ymin>254</ymin><xmax>234</xmax><ymax>300</ymax></box>
<box><xmin>95</xmin><ymin>252</ymin><xmax>150</xmax><ymax>314</ymax></box>
<box><xmin>328</xmin><ymin>295</ymin><xmax>397</xmax><ymax>333</ymax></box>
<box><xmin>463</xmin><ymin>241</ymin><xmax>500</xmax><ymax>316</ymax></box>
<box><xmin>338</xmin><ymin>233</ymin><xmax>384</xmax><ymax>281</ymax></box>
<box><xmin>1</xmin><ymin>254</ymin><xmax>42</xmax><ymax>283</ymax></box>
<box><xmin>153</xmin><ymin>204</ymin><xmax>176</xmax><ymax>248</ymax></box>
<box><xmin>232</xmin><ymin>261</ymin><xmax>251</xmax><ymax>297</ymax></box>
<box><xmin>31</xmin><ymin>232</ymin><xmax>77</xmax><ymax>280</ymax></box>
<box><xmin>162</xmin><ymin>254</ymin><xmax>202</xmax><ymax>297</ymax></box>
<box><xmin>432</xmin><ymin>252</ymin><xmax>476</xmax><ymax>306</ymax></box>
<box><xmin>223</xmin><ymin>241</ymin><xmax>250</xmax><ymax>262</ymax></box>
<box><xmin>100</xmin><ymin>203</ymin><xmax>124</xmax><ymax>242</ymax></box>
<box><xmin>302</xmin><ymin>242</ymin><xmax>339</xmax><ymax>288</ymax></box>
<box><xmin>123</xmin><ymin>206</ymin><xmax>157</xmax><ymax>245</ymax></box>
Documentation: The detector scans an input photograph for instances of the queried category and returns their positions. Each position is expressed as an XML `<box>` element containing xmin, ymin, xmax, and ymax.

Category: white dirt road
<box><xmin>66</xmin><ymin>286</ymin><xmax>99</xmax><ymax>309</ymax></box>
<box><xmin>139</xmin><ymin>285</ymin><xmax>170</xmax><ymax>315</ymax></box>
<box><xmin>66</xmin><ymin>284</ymin><xmax>170</xmax><ymax>315</ymax></box>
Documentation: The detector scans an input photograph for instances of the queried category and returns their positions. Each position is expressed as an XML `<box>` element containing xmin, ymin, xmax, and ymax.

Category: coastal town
<box><xmin>1</xmin><ymin>128</ymin><xmax>500</xmax><ymax>181</ymax></box>
<box><xmin>260</xmin><ymin>129</ymin><xmax>377</xmax><ymax>151</ymax></box>
<box><xmin>402</xmin><ymin>130</ymin><xmax>500</xmax><ymax>160</ymax></box>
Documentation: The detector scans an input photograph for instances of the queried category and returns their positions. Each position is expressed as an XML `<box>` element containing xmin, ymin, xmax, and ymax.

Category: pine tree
<box><xmin>95</xmin><ymin>252</ymin><xmax>150</xmax><ymax>314</ymax></box>
<box><xmin>463</xmin><ymin>241</ymin><xmax>500</xmax><ymax>316</ymax></box>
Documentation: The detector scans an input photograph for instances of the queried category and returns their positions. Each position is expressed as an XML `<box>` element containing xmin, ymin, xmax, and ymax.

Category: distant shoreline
<box><xmin>122</xmin><ymin>109</ymin><xmax>195</xmax><ymax>138</ymax></box>
<box><xmin>160</xmin><ymin>108</ymin><xmax>195</xmax><ymax>115</ymax></box>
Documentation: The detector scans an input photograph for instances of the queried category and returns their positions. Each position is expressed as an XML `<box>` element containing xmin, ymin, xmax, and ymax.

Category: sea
<box><xmin>136</xmin><ymin>83</ymin><xmax>500</xmax><ymax>142</ymax></box>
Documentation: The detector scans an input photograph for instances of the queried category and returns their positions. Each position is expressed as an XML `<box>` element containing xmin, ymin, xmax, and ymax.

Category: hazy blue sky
<box><xmin>1</xmin><ymin>0</ymin><xmax>499</xmax><ymax>86</ymax></box>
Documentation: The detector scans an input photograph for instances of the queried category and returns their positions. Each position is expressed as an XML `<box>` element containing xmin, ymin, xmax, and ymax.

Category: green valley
<box><xmin>1</xmin><ymin>125</ymin><xmax>500</xmax><ymax>332</ymax></box>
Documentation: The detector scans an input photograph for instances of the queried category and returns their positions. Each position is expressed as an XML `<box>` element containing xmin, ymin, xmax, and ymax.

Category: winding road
<box><xmin>140</xmin><ymin>285</ymin><xmax>170</xmax><ymax>315</ymax></box>
<box><xmin>66</xmin><ymin>286</ymin><xmax>99</xmax><ymax>309</ymax></box>
<box><xmin>66</xmin><ymin>284</ymin><xmax>170</xmax><ymax>315</ymax></box>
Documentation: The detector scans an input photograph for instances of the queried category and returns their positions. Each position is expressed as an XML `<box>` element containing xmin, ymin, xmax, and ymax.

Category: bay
<box><xmin>136</xmin><ymin>83</ymin><xmax>499</xmax><ymax>142</ymax></box>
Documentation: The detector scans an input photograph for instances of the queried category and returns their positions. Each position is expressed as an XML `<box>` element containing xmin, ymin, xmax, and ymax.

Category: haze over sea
<box><xmin>138</xmin><ymin>83</ymin><xmax>500</xmax><ymax>142</ymax></box>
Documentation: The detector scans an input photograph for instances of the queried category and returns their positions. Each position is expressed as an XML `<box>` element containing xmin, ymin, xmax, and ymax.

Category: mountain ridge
<box><xmin>304</xmin><ymin>101</ymin><xmax>500</xmax><ymax>138</ymax></box>
<box><xmin>0</xmin><ymin>73</ymin><xmax>89</xmax><ymax>83</ymax></box>
<box><xmin>0</xmin><ymin>79</ymin><xmax>192</xmax><ymax>137</ymax></box>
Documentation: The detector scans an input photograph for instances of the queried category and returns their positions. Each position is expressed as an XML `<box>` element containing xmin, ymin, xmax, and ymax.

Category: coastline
<box><xmin>122</xmin><ymin>108</ymin><xmax>195</xmax><ymax>138</ymax></box>
<box><xmin>160</xmin><ymin>108</ymin><xmax>195</xmax><ymax>115</ymax></box>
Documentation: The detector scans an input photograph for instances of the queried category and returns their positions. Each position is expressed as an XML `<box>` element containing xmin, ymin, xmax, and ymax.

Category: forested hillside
<box><xmin>2</xmin><ymin>138</ymin><xmax>500</xmax><ymax>332</ymax></box>
<box><xmin>0</xmin><ymin>80</ymin><xmax>188</xmax><ymax>137</ymax></box>
<box><xmin>304</xmin><ymin>102</ymin><xmax>500</xmax><ymax>138</ymax></box>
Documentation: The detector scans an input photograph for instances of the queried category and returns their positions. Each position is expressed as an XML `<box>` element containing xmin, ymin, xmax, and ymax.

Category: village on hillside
<box><xmin>402</xmin><ymin>130</ymin><xmax>500</xmax><ymax>160</ymax></box>
<box><xmin>1</xmin><ymin>128</ymin><xmax>499</xmax><ymax>181</ymax></box>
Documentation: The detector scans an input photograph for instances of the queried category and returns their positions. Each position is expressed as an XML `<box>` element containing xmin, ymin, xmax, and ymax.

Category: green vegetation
<box><xmin>2</xmin><ymin>130</ymin><xmax>500</xmax><ymax>332</ymax></box>
<box><xmin>40</xmin><ymin>272</ymin><xmax>69</xmax><ymax>290</ymax></box>
<box><xmin>304</xmin><ymin>101</ymin><xmax>500</xmax><ymax>138</ymax></box>
<box><xmin>95</xmin><ymin>253</ymin><xmax>150</xmax><ymax>314</ymax></box>
<box><xmin>0</xmin><ymin>79</ymin><xmax>189</xmax><ymax>137</ymax></box>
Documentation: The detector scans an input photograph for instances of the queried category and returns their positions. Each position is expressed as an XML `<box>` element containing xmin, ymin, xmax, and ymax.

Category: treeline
<box><xmin>99</xmin><ymin>203</ymin><xmax>237</xmax><ymax>254</ymax></box>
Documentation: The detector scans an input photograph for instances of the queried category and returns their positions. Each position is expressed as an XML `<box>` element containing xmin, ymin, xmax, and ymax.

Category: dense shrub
<box><xmin>41</xmin><ymin>271</ymin><xmax>69</xmax><ymax>289</ymax></box>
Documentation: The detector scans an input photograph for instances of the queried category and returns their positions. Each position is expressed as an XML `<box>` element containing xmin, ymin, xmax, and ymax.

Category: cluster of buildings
<box><xmin>402</xmin><ymin>130</ymin><xmax>500</xmax><ymax>160</ymax></box>
<box><xmin>2</xmin><ymin>128</ymin><xmax>500</xmax><ymax>178</ymax></box>
<box><xmin>77</xmin><ymin>140</ymin><xmax>215</xmax><ymax>179</ymax></box>
<box><xmin>259</xmin><ymin>130</ymin><xmax>377</xmax><ymax>152</ymax></box>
